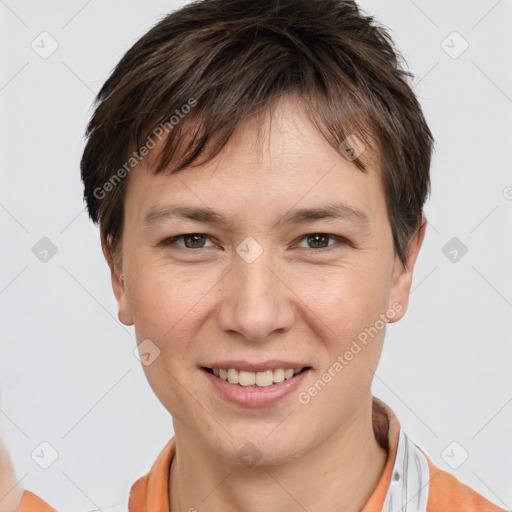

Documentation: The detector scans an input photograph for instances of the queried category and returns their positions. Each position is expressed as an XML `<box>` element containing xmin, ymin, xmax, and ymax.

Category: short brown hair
<box><xmin>81</xmin><ymin>0</ymin><xmax>434</xmax><ymax>270</ymax></box>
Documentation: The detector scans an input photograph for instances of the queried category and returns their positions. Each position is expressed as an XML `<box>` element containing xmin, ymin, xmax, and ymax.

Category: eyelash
<box><xmin>159</xmin><ymin>233</ymin><xmax>348</xmax><ymax>252</ymax></box>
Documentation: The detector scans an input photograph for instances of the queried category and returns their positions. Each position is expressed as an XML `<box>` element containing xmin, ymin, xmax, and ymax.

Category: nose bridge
<box><xmin>217</xmin><ymin>240</ymin><xmax>294</xmax><ymax>341</ymax></box>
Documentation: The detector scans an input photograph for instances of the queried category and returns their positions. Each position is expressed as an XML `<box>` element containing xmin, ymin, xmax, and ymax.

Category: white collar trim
<box><xmin>381</xmin><ymin>429</ymin><xmax>430</xmax><ymax>512</ymax></box>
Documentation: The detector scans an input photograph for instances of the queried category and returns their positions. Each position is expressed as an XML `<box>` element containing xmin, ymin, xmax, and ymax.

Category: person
<box><xmin>1</xmin><ymin>0</ymin><xmax>505</xmax><ymax>510</ymax></box>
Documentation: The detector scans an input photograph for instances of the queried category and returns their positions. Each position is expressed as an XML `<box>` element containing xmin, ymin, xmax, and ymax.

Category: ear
<box><xmin>387</xmin><ymin>217</ymin><xmax>427</xmax><ymax>323</ymax></box>
<box><xmin>101</xmin><ymin>237</ymin><xmax>134</xmax><ymax>326</ymax></box>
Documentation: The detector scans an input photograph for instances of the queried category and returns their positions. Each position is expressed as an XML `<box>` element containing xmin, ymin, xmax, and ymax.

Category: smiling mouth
<box><xmin>202</xmin><ymin>366</ymin><xmax>311</xmax><ymax>387</ymax></box>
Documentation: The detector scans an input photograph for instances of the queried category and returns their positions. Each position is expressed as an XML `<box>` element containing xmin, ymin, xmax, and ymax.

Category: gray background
<box><xmin>1</xmin><ymin>0</ymin><xmax>511</xmax><ymax>510</ymax></box>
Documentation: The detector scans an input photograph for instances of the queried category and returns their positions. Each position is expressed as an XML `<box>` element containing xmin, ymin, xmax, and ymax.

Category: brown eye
<box><xmin>297</xmin><ymin>233</ymin><xmax>345</xmax><ymax>250</ymax></box>
<box><xmin>306</xmin><ymin>234</ymin><xmax>330</xmax><ymax>249</ymax></box>
<box><xmin>161</xmin><ymin>233</ymin><xmax>214</xmax><ymax>249</ymax></box>
<box><xmin>182</xmin><ymin>234</ymin><xmax>207</xmax><ymax>248</ymax></box>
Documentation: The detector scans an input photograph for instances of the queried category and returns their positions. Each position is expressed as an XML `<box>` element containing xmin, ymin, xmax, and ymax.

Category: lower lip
<box><xmin>201</xmin><ymin>368</ymin><xmax>311</xmax><ymax>408</ymax></box>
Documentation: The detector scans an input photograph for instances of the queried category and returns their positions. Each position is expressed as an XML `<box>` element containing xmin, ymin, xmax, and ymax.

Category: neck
<box><xmin>169</xmin><ymin>398</ymin><xmax>387</xmax><ymax>512</ymax></box>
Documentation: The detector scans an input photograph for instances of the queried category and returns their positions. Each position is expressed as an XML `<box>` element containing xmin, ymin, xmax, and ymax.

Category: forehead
<box><xmin>124</xmin><ymin>96</ymin><xmax>385</xmax><ymax>228</ymax></box>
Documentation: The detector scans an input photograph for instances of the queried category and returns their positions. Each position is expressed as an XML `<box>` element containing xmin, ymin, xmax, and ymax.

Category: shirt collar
<box><xmin>128</xmin><ymin>397</ymin><xmax>417</xmax><ymax>512</ymax></box>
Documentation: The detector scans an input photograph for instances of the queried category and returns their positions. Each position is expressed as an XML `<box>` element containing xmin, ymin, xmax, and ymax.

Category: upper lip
<box><xmin>202</xmin><ymin>360</ymin><xmax>311</xmax><ymax>372</ymax></box>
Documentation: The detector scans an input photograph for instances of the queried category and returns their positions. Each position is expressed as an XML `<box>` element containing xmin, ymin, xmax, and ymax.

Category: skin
<box><xmin>107</xmin><ymin>94</ymin><xmax>426</xmax><ymax>512</ymax></box>
<box><xmin>0</xmin><ymin>387</ymin><xmax>24</xmax><ymax>512</ymax></box>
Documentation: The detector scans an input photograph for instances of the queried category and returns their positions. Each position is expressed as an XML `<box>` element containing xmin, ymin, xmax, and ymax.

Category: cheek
<box><xmin>293</xmin><ymin>264</ymin><xmax>390</xmax><ymax>384</ymax></box>
<box><xmin>309</xmin><ymin>273</ymin><xmax>388</xmax><ymax>402</ymax></box>
<box><xmin>126</xmin><ymin>262</ymin><xmax>205</xmax><ymax>332</ymax></box>
<box><xmin>299</xmin><ymin>264</ymin><xmax>390</xmax><ymax>329</ymax></box>
<box><xmin>127</xmin><ymin>266</ymin><xmax>211</xmax><ymax>413</ymax></box>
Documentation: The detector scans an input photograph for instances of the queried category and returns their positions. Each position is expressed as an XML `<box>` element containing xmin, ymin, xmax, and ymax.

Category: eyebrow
<box><xmin>143</xmin><ymin>202</ymin><xmax>369</xmax><ymax>231</ymax></box>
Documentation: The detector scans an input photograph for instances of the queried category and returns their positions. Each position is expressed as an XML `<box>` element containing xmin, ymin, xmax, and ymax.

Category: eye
<box><xmin>159</xmin><ymin>232</ymin><xmax>348</xmax><ymax>252</ymax></box>
<box><xmin>161</xmin><ymin>233</ymin><xmax>216</xmax><ymax>249</ymax></box>
<box><xmin>296</xmin><ymin>233</ymin><xmax>347</xmax><ymax>250</ymax></box>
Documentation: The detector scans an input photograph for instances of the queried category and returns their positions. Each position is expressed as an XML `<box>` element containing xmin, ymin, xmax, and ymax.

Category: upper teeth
<box><xmin>212</xmin><ymin>368</ymin><xmax>303</xmax><ymax>387</ymax></box>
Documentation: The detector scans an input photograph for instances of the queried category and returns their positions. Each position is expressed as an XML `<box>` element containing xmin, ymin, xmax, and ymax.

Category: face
<box><xmin>107</xmin><ymin>95</ymin><xmax>424</xmax><ymax>465</ymax></box>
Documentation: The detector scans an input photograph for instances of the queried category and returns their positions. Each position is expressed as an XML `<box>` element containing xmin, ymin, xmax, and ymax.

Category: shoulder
<box><xmin>424</xmin><ymin>455</ymin><xmax>505</xmax><ymax>512</ymax></box>
<box><xmin>17</xmin><ymin>490</ymin><xmax>56</xmax><ymax>512</ymax></box>
<box><xmin>18</xmin><ymin>490</ymin><xmax>125</xmax><ymax>512</ymax></box>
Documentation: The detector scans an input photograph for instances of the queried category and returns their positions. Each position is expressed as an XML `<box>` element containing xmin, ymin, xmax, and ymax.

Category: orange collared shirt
<box><xmin>18</xmin><ymin>398</ymin><xmax>505</xmax><ymax>512</ymax></box>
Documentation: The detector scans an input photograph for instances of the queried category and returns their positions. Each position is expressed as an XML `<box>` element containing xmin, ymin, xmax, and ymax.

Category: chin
<box><xmin>208</xmin><ymin>426</ymin><xmax>308</xmax><ymax>468</ymax></box>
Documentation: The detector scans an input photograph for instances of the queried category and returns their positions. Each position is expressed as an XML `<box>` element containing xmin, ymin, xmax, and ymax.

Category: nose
<box><xmin>216</xmin><ymin>247</ymin><xmax>296</xmax><ymax>342</ymax></box>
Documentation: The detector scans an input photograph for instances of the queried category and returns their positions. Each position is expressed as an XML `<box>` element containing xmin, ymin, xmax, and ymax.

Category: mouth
<box><xmin>201</xmin><ymin>366</ymin><xmax>312</xmax><ymax>388</ymax></box>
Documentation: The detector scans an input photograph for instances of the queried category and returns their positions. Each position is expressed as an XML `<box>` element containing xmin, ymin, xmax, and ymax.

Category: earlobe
<box><xmin>102</xmin><ymin>240</ymin><xmax>134</xmax><ymax>326</ymax></box>
<box><xmin>111</xmin><ymin>270</ymin><xmax>134</xmax><ymax>326</ymax></box>
<box><xmin>387</xmin><ymin>217</ymin><xmax>427</xmax><ymax>323</ymax></box>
